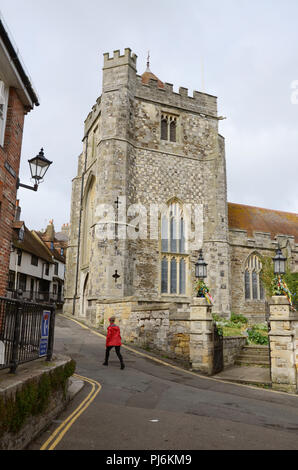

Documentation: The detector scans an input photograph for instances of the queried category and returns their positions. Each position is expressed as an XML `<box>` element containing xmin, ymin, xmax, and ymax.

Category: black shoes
<box><xmin>103</xmin><ymin>362</ymin><xmax>125</xmax><ymax>369</ymax></box>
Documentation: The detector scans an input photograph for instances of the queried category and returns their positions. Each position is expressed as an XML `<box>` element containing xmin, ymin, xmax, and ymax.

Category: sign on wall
<box><xmin>39</xmin><ymin>310</ymin><xmax>51</xmax><ymax>357</ymax></box>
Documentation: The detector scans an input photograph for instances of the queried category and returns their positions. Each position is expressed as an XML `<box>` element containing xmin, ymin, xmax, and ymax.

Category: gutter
<box><xmin>0</xmin><ymin>16</ymin><xmax>39</xmax><ymax>107</ymax></box>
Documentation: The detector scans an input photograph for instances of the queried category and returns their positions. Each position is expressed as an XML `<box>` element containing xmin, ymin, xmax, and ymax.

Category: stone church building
<box><xmin>64</xmin><ymin>48</ymin><xmax>298</xmax><ymax>346</ymax></box>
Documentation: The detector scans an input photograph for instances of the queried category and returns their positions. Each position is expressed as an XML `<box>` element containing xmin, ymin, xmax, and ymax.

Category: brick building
<box><xmin>0</xmin><ymin>15</ymin><xmax>39</xmax><ymax>296</ymax></box>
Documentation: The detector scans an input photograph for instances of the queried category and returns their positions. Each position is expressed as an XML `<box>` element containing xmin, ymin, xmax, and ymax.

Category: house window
<box><xmin>44</xmin><ymin>263</ymin><xmax>49</xmax><ymax>276</ymax></box>
<box><xmin>244</xmin><ymin>254</ymin><xmax>265</xmax><ymax>301</ymax></box>
<box><xmin>19</xmin><ymin>225</ymin><xmax>24</xmax><ymax>241</ymax></box>
<box><xmin>54</xmin><ymin>262</ymin><xmax>59</xmax><ymax>276</ymax></box>
<box><xmin>31</xmin><ymin>255</ymin><xmax>38</xmax><ymax>266</ymax></box>
<box><xmin>17</xmin><ymin>249</ymin><xmax>22</xmax><ymax>266</ymax></box>
<box><xmin>8</xmin><ymin>271</ymin><xmax>15</xmax><ymax>290</ymax></box>
<box><xmin>160</xmin><ymin>201</ymin><xmax>188</xmax><ymax>295</ymax></box>
<box><xmin>160</xmin><ymin>113</ymin><xmax>178</xmax><ymax>142</ymax></box>
<box><xmin>18</xmin><ymin>273</ymin><xmax>27</xmax><ymax>292</ymax></box>
<box><xmin>0</xmin><ymin>80</ymin><xmax>9</xmax><ymax>146</ymax></box>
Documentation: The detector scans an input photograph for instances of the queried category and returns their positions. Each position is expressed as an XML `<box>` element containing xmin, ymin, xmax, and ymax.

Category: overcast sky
<box><xmin>1</xmin><ymin>0</ymin><xmax>297</xmax><ymax>232</ymax></box>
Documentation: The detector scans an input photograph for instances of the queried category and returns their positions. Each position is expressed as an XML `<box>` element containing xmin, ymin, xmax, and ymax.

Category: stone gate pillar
<box><xmin>269</xmin><ymin>295</ymin><xmax>298</xmax><ymax>393</ymax></box>
<box><xmin>189</xmin><ymin>297</ymin><xmax>214</xmax><ymax>374</ymax></box>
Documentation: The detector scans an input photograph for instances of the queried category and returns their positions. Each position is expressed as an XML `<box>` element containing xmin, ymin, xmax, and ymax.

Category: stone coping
<box><xmin>0</xmin><ymin>354</ymin><xmax>72</xmax><ymax>397</ymax></box>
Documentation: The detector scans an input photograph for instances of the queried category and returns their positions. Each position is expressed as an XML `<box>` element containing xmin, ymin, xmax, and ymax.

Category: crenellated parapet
<box><xmin>103</xmin><ymin>48</ymin><xmax>137</xmax><ymax>71</ymax></box>
<box><xmin>84</xmin><ymin>96</ymin><xmax>101</xmax><ymax>136</ymax></box>
<box><xmin>229</xmin><ymin>228</ymin><xmax>297</xmax><ymax>252</ymax></box>
<box><xmin>135</xmin><ymin>74</ymin><xmax>218</xmax><ymax>118</ymax></box>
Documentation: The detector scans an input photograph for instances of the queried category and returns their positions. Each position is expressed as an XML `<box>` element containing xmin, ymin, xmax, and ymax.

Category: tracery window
<box><xmin>244</xmin><ymin>254</ymin><xmax>265</xmax><ymax>301</ymax></box>
<box><xmin>160</xmin><ymin>113</ymin><xmax>178</xmax><ymax>142</ymax></box>
<box><xmin>160</xmin><ymin>201</ymin><xmax>188</xmax><ymax>295</ymax></box>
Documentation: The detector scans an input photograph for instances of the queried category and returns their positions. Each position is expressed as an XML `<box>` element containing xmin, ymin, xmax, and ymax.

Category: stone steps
<box><xmin>235</xmin><ymin>344</ymin><xmax>270</xmax><ymax>367</ymax></box>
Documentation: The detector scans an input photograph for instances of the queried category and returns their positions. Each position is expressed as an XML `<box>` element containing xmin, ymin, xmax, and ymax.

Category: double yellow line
<box><xmin>40</xmin><ymin>374</ymin><xmax>102</xmax><ymax>450</ymax></box>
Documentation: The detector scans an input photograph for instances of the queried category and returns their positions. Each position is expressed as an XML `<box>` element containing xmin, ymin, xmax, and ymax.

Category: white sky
<box><xmin>1</xmin><ymin>0</ymin><xmax>297</xmax><ymax>232</ymax></box>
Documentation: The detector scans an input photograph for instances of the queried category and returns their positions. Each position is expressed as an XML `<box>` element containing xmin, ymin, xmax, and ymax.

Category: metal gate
<box><xmin>212</xmin><ymin>323</ymin><xmax>223</xmax><ymax>374</ymax></box>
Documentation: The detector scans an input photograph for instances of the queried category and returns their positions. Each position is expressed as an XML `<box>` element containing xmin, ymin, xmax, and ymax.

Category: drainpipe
<box><xmin>72</xmin><ymin>134</ymin><xmax>89</xmax><ymax>316</ymax></box>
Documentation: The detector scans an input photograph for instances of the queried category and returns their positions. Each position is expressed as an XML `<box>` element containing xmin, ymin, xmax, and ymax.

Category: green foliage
<box><xmin>283</xmin><ymin>271</ymin><xmax>298</xmax><ymax>310</ymax></box>
<box><xmin>0</xmin><ymin>359</ymin><xmax>76</xmax><ymax>437</ymax></box>
<box><xmin>247</xmin><ymin>325</ymin><xmax>269</xmax><ymax>345</ymax></box>
<box><xmin>260</xmin><ymin>255</ymin><xmax>297</xmax><ymax>310</ymax></box>
<box><xmin>212</xmin><ymin>312</ymin><xmax>248</xmax><ymax>337</ymax></box>
<box><xmin>259</xmin><ymin>256</ymin><xmax>275</xmax><ymax>297</ymax></box>
<box><xmin>230</xmin><ymin>313</ymin><xmax>248</xmax><ymax>324</ymax></box>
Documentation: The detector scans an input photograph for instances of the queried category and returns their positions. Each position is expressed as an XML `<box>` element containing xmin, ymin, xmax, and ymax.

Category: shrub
<box><xmin>230</xmin><ymin>313</ymin><xmax>248</xmax><ymax>324</ymax></box>
<box><xmin>247</xmin><ymin>326</ymin><xmax>269</xmax><ymax>345</ymax></box>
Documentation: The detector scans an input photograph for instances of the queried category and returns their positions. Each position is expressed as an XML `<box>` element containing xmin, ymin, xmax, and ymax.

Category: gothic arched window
<box><xmin>244</xmin><ymin>254</ymin><xmax>265</xmax><ymax>301</ymax></box>
<box><xmin>161</xmin><ymin>113</ymin><xmax>178</xmax><ymax>142</ymax></box>
<box><xmin>160</xmin><ymin>201</ymin><xmax>188</xmax><ymax>295</ymax></box>
<box><xmin>82</xmin><ymin>177</ymin><xmax>95</xmax><ymax>266</ymax></box>
<box><xmin>161</xmin><ymin>116</ymin><xmax>168</xmax><ymax>140</ymax></box>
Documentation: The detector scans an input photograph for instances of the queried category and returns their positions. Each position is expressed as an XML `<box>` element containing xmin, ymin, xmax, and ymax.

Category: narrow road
<box><xmin>28</xmin><ymin>314</ymin><xmax>298</xmax><ymax>450</ymax></box>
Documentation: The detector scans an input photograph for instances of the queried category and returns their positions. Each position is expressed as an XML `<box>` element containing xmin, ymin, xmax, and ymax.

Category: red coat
<box><xmin>106</xmin><ymin>324</ymin><xmax>122</xmax><ymax>347</ymax></box>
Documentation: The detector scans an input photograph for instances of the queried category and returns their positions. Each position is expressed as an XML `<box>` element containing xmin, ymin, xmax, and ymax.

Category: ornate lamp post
<box><xmin>195</xmin><ymin>250</ymin><xmax>208</xmax><ymax>298</ymax></box>
<box><xmin>272</xmin><ymin>247</ymin><xmax>286</xmax><ymax>276</ymax></box>
<box><xmin>17</xmin><ymin>148</ymin><xmax>52</xmax><ymax>191</ymax></box>
<box><xmin>195</xmin><ymin>249</ymin><xmax>207</xmax><ymax>280</ymax></box>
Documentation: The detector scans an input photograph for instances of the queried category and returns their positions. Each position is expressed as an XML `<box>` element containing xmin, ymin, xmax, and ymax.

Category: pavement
<box><xmin>214</xmin><ymin>365</ymin><xmax>271</xmax><ymax>386</ymax></box>
<box><xmin>25</xmin><ymin>313</ymin><xmax>298</xmax><ymax>451</ymax></box>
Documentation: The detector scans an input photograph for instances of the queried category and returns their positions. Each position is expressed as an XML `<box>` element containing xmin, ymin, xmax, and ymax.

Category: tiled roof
<box><xmin>228</xmin><ymin>203</ymin><xmax>298</xmax><ymax>243</ymax></box>
<box><xmin>141</xmin><ymin>70</ymin><xmax>164</xmax><ymax>89</ymax></box>
<box><xmin>12</xmin><ymin>225</ymin><xmax>53</xmax><ymax>262</ymax></box>
<box><xmin>34</xmin><ymin>231</ymin><xmax>66</xmax><ymax>263</ymax></box>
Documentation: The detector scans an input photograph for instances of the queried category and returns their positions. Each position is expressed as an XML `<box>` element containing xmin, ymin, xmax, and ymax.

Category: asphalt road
<box><xmin>28</xmin><ymin>314</ymin><xmax>298</xmax><ymax>451</ymax></box>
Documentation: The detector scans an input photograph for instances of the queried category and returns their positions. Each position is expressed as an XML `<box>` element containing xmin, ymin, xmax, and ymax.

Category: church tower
<box><xmin>64</xmin><ymin>48</ymin><xmax>231</xmax><ymax>328</ymax></box>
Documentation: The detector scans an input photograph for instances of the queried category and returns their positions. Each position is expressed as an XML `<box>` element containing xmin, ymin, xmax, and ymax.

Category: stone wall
<box><xmin>229</xmin><ymin>229</ymin><xmax>298</xmax><ymax>321</ymax></box>
<box><xmin>0</xmin><ymin>355</ymin><xmax>75</xmax><ymax>450</ymax></box>
<box><xmin>223</xmin><ymin>336</ymin><xmax>246</xmax><ymax>368</ymax></box>
<box><xmin>97</xmin><ymin>297</ymin><xmax>222</xmax><ymax>375</ymax></box>
<box><xmin>269</xmin><ymin>296</ymin><xmax>298</xmax><ymax>393</ymax></box>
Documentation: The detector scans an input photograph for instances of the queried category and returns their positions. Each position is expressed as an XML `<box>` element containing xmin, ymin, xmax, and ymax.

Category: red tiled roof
<box><xmin>141</xmin><ymin>70</ymin><xmax>164</xmax><ymax>89</ymax></box>
<box><xmin>228</xmin><ymin>203</ymin><xmax>298</xmax><ymax>243</ymax></box>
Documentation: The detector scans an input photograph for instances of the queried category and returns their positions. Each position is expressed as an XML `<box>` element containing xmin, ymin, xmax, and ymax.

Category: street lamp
<box><xmin>195</xmin><ymin>249</ymin><xmax>208</xmax><ymax>280</ymax></box>
<box><xmin>272</xmin><ymin>247</ymin><xmax>287</xmax><ymax>276</ymax></box>
<box><xmin>17</xmin><ymin>148</ymin><xmax>52</xmax><ymax>191</ymax></box>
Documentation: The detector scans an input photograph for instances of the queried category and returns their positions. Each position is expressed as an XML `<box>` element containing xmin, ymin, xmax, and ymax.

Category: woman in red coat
<box><xmin>103</xmin><ymin>316</ymin><xmax>125</xmax><ymax>369</ymax></box>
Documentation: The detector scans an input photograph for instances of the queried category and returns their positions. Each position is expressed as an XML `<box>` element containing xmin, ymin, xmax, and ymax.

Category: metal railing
<box><xmin>0</xmin><ymin>297</ymin><xmax>55</xmax><ymax>373</ymax></box>
<box><xmin>7</xmin><ymin>289</ymin><xmax>64</xmax><ymax>304</ymax></box>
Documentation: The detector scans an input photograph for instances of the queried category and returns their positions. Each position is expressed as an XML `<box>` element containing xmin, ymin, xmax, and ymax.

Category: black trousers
<box><xmin>105</xmin><ymin>346</ymin><xmax>124</xmax><ymax>364</ymax></box>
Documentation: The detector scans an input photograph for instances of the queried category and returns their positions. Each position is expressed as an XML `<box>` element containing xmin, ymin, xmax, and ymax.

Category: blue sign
<box><xmin>39</xmin><ymin>310</ymin><xmax>51</xmax><ymax>357</ymax></box>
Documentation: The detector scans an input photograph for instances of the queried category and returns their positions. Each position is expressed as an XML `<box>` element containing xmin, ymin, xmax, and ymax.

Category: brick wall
<box><xmin>0</xmin><ymin>88</ymin><xmax>25</xmax><ymax>296</ymax></box>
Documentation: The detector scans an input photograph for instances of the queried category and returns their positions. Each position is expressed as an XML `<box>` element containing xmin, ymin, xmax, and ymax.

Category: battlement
<box><xmin>103</xmin><ymin>48</ymin><xmax>137</xmax><ymax>70</ymax></box>
<box><xmin>135</xmin><ymin>74</ymin><xmax>218</xmax><ymax>117</ymax></box>
<box><xmin>229</xmin><ymin>228</ymin><xmax>297</xmax><ymax>249</ymax></box>
<box><xmin>84</xmin><ymin>96</ymin><xmax>101</xmax><ymax>135</ymax></box>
